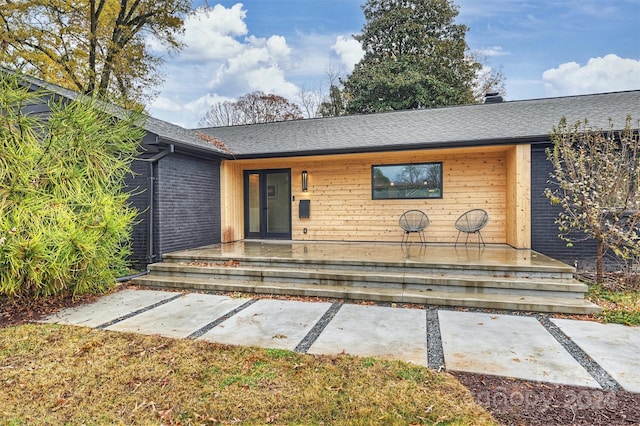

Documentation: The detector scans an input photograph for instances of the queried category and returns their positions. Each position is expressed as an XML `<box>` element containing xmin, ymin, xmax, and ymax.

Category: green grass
<box><xmin>0</xmin><ymin>323</ymin><xmax>496</xmax><ymax>425</ymax></box>
<box><xmin>587</xmin><ymin>284</ymin><xmax>640</xmax><ymax>326</ymax></box>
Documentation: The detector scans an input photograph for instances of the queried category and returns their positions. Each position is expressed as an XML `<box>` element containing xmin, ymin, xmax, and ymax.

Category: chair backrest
<box><xmin>399</xmin><ymin>210</ymin><xmax>429</xmax><ymax>231</ymax></box>
<box><xmin>455</xmin><ymin>209</ymin><xmax>489</xmax><ymax>232</ymax></box>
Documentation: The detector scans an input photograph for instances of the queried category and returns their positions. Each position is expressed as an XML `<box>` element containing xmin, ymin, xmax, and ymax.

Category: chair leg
<box><xmin>477</xmin><ymin>231</ymin><xmax>486</xmax><ymax>247</ymax></box>
<box><xmin>455</xmin><ymin>231</ymin><xmax>461</xmax><ymax>247</ymax></box>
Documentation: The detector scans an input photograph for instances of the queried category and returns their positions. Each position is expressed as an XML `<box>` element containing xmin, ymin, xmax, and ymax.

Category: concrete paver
<box><xmin>552</xmin><ymin>318</ymin><xmax>640</xmax><ymax>393</ymax></box>
<box><xmin>106</xmin><ymin>293</ymin><xmax>250</xmax><ymax>338</ymax></box>
<box><xmin>39</xmin><ymin>289</ymin><xmax>640</xmax><ymax>392</ymax></box>
<box><xmin>198</xmin><ymin>299</ymin><xmax>332</xmax><ymax>351</ymax></box>
<box><xmin>438</xmin><ymin>310</ymin><xmax>600</xmax><ymax>388</ymax></box>
<box><xmin>41</xmin><ymin>289</ymin><xmax>178</xmax><ymax>328</ymax></box>
<box><xmin>308</xmin><ymin>304</ymin><xmax>428</xmax><ymax>365</ymax></box>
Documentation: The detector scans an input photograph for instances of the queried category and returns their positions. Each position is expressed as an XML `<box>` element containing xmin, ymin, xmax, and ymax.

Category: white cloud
<box><xmin>148</xmin><ymin>93</ymin><xmax>234</xmax><ymax>128</ymax></box>
<box><xmin>245</xmin><ymin>67</ymin><xmax>299</xmax><ymax>98</ymax></box>
<box><xmin>150</xmin><ymin>5</ymin><xmax>248</xmax><ymax>62</ymax></box>
<box><xmin>331</xmin><ymin>35</ymin><xmax>364</xmax><ymax>70</ymax></box>
<box><xmin>475</xmin><ymin>46</ymin><xmax>509</xmax><ymax>57</ymax></box>
<box><xmin>543</xmin><ymin>54</ymin><xmax>640</xmax><ymax>96</ymax></box>
<box><xmin>147</xmin><ymin>4</ymin><xmax>306</xmax><ymax>127</ymax></box>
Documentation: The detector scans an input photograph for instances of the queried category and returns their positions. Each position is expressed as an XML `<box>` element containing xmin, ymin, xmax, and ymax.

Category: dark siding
<box><xmin>155</xmin><ymin>153</ymin><xmax>221</xmax><ymax>258</ymax></box>
<box><xmin>531</xmin><ymin>143</ymin><xmax>597</xmax><ymax>270</ymax></box>
<box><xmin>123</xmin><ymin>133</ymin><xmax>162</xmax><ymax>268</ymax></box>
<box><xmin>125</xmin><ymin>158</ymin><xmax>150</xmax><ymax>269</ymax></box>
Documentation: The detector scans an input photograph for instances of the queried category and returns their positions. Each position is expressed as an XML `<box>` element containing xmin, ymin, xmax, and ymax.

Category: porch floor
<box><xmin>168</xmin><ymin>240</ymin><xmax>574</xmax><ymax>272</ymax></box>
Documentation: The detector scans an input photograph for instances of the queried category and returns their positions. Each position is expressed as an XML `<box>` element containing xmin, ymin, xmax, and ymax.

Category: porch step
<box><xmin>131</xmin><ymin>274</ymin><xmax>601</xmax><ymax>315</ymax></box>
<box><xmin>161</xmin><ymin>252</ymin><xmax>576</xmax><ymax>280</ymax></box>
<box><xmin>144</xmin><ymin>263</ymin><xmax>589</xmax><ymax>300</ymax></box>
<box><xmin>133</xmin><ymin>242</ymin><xmax>600</xmax><ymax>315</ymax></box>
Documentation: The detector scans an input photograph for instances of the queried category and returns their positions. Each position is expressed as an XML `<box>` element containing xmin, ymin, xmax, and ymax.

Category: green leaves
<box><xmin>0</xmin><ymin>0</ymin><xmax>190</xmax><ymax>108</ymax></box>
<box><xmin>343</xmin><ymin>0</ymin><xmax>480</xmax><ymax>113</ymax></box>
<box><xmin>0</xmin><ymin>72</ymin><xmax>143</xmax><ymax>298</ymax></box>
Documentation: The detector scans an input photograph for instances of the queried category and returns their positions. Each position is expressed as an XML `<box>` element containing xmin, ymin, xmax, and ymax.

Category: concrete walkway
<box><xmin>41</xmin><ymin>289</ymin><xmax>640</xmax><ymax>393</ymax></box>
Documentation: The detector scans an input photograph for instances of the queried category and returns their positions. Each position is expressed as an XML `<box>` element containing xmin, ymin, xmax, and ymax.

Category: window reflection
<box><xmin>372</xmin><ymin>163</ymin><xmax>443</xmax><ymax>199</ymax></box>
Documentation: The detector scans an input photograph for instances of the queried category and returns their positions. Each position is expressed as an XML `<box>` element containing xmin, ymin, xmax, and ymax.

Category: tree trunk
<box><xmin>87</xmin><ymin>0</ymin><xmax>97</xmax><ymax>95</ymax></box>
<box><xmin>596</xmin><ymin>237</ymin><xmax>604</xmax><ymax>284</ymax></box>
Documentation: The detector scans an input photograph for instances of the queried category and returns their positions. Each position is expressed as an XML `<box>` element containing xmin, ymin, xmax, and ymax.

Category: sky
<box><xmin>146</xmin><ymin>0</ymin><xmax>640</xmax><ymax>128</ymax></box>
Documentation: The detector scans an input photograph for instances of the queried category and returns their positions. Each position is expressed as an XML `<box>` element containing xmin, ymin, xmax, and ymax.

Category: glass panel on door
<box><xmin>244</xmin><ymin>169</ymin><xmax>291</xmax><ymax>239</ymax></box>
<box><xmin>267</xmin><ymin>172</ymin><xmax>290</xmax><ymax>234</ymax></box>
<box><xmin>247</xmin><ymin>173</ymin><xmax>261</xmax><ymax>233</ymax></box>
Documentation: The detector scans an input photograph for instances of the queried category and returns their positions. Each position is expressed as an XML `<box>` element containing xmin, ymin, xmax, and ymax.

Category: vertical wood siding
<box><xmin>222</xmin><ymin>145</ymin><xmax>530</xmax><ymax>246</ymax></box>
<box><xmin>505</xmin><ymin>144</ymin><xmax>531</xmax><ymax>247</ymax></box>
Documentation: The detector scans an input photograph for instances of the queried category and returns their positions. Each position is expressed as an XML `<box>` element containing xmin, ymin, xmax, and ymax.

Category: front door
<box><xmin>244</xmin><ymin>169</ymin><xmax>291</xmax><ymax>239</ymax></box>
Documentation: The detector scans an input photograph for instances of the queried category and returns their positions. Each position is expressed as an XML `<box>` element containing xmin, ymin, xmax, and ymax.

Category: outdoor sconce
<box><xmin>302</xmin><ymin>170</ymin><xmax>308</xmax><ymax>192</ymax></box>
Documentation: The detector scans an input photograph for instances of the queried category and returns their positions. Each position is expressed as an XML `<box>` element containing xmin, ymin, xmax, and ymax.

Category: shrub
<box><xmin>0</xmin><ymin>73</ymin><xmax>144</xmax><ymax>297</ymax></box>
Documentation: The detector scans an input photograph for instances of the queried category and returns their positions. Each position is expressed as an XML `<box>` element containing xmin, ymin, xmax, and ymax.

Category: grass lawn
<box><xmin>0</xmin><ymin>323</ymin><xmax>496</xmax><ymax>425</ymax></box>
<box><xmin>587</xmin><ymin>283</ymin><xmax>640</xmax><ymax>326</ymax></box>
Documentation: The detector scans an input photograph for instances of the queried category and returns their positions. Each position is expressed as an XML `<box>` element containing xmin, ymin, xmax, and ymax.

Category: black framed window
<box><xmin>372</xmin><ymin>162</ymin><xmax>443</xmax><ymax>200</ymax></box>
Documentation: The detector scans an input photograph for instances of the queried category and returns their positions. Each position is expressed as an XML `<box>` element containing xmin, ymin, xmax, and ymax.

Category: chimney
<box><xmin>484</xmin><ymin>92</ymin><xmax>504</xmax><ymax>104</ymax></box>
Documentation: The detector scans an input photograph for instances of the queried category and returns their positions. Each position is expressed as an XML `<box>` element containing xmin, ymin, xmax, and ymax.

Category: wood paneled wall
<box><xmin>220</xmin><ymin>145</ymin><xmax>532</xmax><ymax>247</ymax></box>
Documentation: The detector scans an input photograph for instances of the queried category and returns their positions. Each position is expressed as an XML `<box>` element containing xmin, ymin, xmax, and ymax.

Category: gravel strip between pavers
<box><xmin>426</xmin><ymin>307</ymin><xmax>445</xmax><ymax>370</ymax></box>
<box><xmin>187</xmin><ymin>299</ymin><xmax>258</xmax><ymax>339</ymax></box>
<box><xmin>535</xmin><ymin>314</ymin><xmax>622</xmax><ymax>391</ymax></box>
<box><xmin>95</xmin><ymin>293</ymin><xmax>185</xmax><ymax>330</ymax></box>
<box><xmin>294</xmin><ymin>302</ymin><xmax>344</xmax><ymax>353</ymax></box>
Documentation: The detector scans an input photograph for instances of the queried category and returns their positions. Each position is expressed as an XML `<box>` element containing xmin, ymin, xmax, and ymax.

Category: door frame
<box><xmin>243</xmin><ymin>168</ymin><xmax>292</xmax><ymax>239</ymax></box>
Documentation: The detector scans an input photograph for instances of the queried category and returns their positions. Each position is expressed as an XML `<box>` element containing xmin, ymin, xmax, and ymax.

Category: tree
<box><xmin>297</xmin><ymin>83</ymin><xmax>325</xmax><ymax>119</ymax></box>
<box><xmin>200</xmin><ymin>91</ymin><xmax>303</xmax><ymax>127</ymax></box>
<box><xmin>318</xmin><ymin>84</ymin><xmax>348</xmax><ymax>117</ymax></box>
<box><xmin>0</xmin><ymin>0</ymin><xmax>190</xmax><ymax>108</ymax></box>
<box><xmin>545</xmin><ymin>116</ymin><xmax>640</xmax><ymax>283</ymax></box>
<box><xmin>199</xmin><ymin>100</ymin><xmax>244</xmax><ymax>127</ymax></box>
<box><xmin>0</xmin><ymin>72</ymin><xmax>143</xmax><ymax>297</ymax></box>
<box><xmin>342</xmin><ymin>0</ymin><xmax>485</xmax><ymax>113</ymax></box>
<box><xmin>470</xmin><ymin>54</ymin><xmax>506</xmax><ymax>103</ymax></box>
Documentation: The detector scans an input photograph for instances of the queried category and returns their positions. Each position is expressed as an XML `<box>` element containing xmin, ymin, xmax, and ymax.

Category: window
<box><xmin>372</xmin><ymin>162</ymin><xmax>443</xmax><ymax>200</ymax></box>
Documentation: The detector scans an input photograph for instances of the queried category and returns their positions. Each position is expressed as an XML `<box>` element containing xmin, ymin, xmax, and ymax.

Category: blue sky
<box><xmin>147</xmin><ymin>0</ymin><xmax>640</xmax><ymax>127</ymax></box>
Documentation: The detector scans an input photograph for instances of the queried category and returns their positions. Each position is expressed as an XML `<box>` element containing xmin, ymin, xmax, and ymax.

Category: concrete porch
<box><xmin>132</xmin><ymin>241</ymin><xmax>601</xmax><ymax>314</ymax></box>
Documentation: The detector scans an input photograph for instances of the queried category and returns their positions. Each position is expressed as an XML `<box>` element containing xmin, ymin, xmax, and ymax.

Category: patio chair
<box><xmin>454</xmin><ymin>209</ymin><xmax>488</xmax><ymax>248</ymax></box>
<box><xmin>399</xmin><ymin>210</ymin><xmax>429</xmax><ymax>244</ymax></box>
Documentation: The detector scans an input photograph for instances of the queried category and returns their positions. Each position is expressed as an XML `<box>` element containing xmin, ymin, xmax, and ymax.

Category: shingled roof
<box><xmin>198</xmin><ymin>90</ymin><xmax>640</xmax><ymax>159</ymax></box>
<box><xmin>11</xmin><ymin>70</ymin><xmax>638</xmax><ymax>160</ymax></box>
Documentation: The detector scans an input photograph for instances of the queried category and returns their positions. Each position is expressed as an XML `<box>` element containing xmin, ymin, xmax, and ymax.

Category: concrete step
<box><xmin>131</xmin><ymin>274</ymin><xmax>602</xmax><ymax>315</ymax></box>
<box><xmin>146</xmin><ymin>262</ymin><xmax>588</xmax><ymax>299</ymax></box>
<box><xmin>162</xmin><ymin>254</ymin><xmax>576</xmax><ymax>280</ymax></box>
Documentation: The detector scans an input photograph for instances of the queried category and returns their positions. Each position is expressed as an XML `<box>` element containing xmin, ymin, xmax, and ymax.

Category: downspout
<box><xmin>138</xmin><ymin>141</ymin><xmax>174</xmax><ymax>265</ymax></box>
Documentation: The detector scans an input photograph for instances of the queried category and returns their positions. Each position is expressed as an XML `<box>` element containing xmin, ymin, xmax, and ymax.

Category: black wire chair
<box><xmin>454</xmin><ymin>209</ymin><xmax>489</xmax><ymax>248</ymax></box>
<box><xmin>399</xmin><ymin>210</ymin><xmax>429</xmax><ymax>244</ymax></box>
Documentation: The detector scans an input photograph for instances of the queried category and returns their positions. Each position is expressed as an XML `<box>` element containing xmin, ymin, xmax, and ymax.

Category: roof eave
<box><xmin>153</xmin><ymin>136</ymin><xmax>235</xmax><ymax>159</ymax></box>
<box><xmin>229</xmin><ymin>135</ymin><xmax>551</xmax><ymax>160</ymax></box>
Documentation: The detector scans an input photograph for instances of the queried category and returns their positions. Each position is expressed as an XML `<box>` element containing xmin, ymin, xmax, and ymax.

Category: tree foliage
<box><xmin>200</xmin><ymin>91</ymin><xmax>303</xmax><ymax>127</ymax></box>
<box><xmin>0</xmin><ymin>72</ymin><xmax>143</xmax><ymax>297</ymax></box>
<box><xmin>342</xmin><ymin>0</ymin><xmax>484</xmax><ymax>113</ymax></box>
<box><xmin>0</xmin><ymin>0</ymin><xmax>190</xmax><ymax>108</ymax></box>
<box><xmin>545</xmin><ymin>116</ymin><xmax>640</xmax><ymax>282</ymax></box>
<box><xmin>318</xmin><ymin>85</ymin><xmax>348</xmax><ymax>117</ymax></box>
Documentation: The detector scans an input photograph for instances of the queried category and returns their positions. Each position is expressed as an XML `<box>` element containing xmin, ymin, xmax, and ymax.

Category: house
<box><xmin>10</xmin><ymin>71</ymin><xmax>640</xmax><ymax>270</ymax></box>
<box><xmin>199</xmin><ymin>90</ymin><xmax>640</xmax><ymax>270</ymax></box>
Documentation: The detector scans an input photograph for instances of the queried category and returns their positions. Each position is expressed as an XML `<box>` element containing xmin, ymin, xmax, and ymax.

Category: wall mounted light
<box><xmin>302</xmin><ymin>170</ymin><xmax>308</xmax><ymax>192</ymax></box>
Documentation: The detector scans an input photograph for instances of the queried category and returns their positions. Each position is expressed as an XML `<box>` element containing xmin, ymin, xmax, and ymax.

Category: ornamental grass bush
<box><xmin>0</xmin><ymin>73</ymin><xmax>143</xmax><ymax>297</ymax></box>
